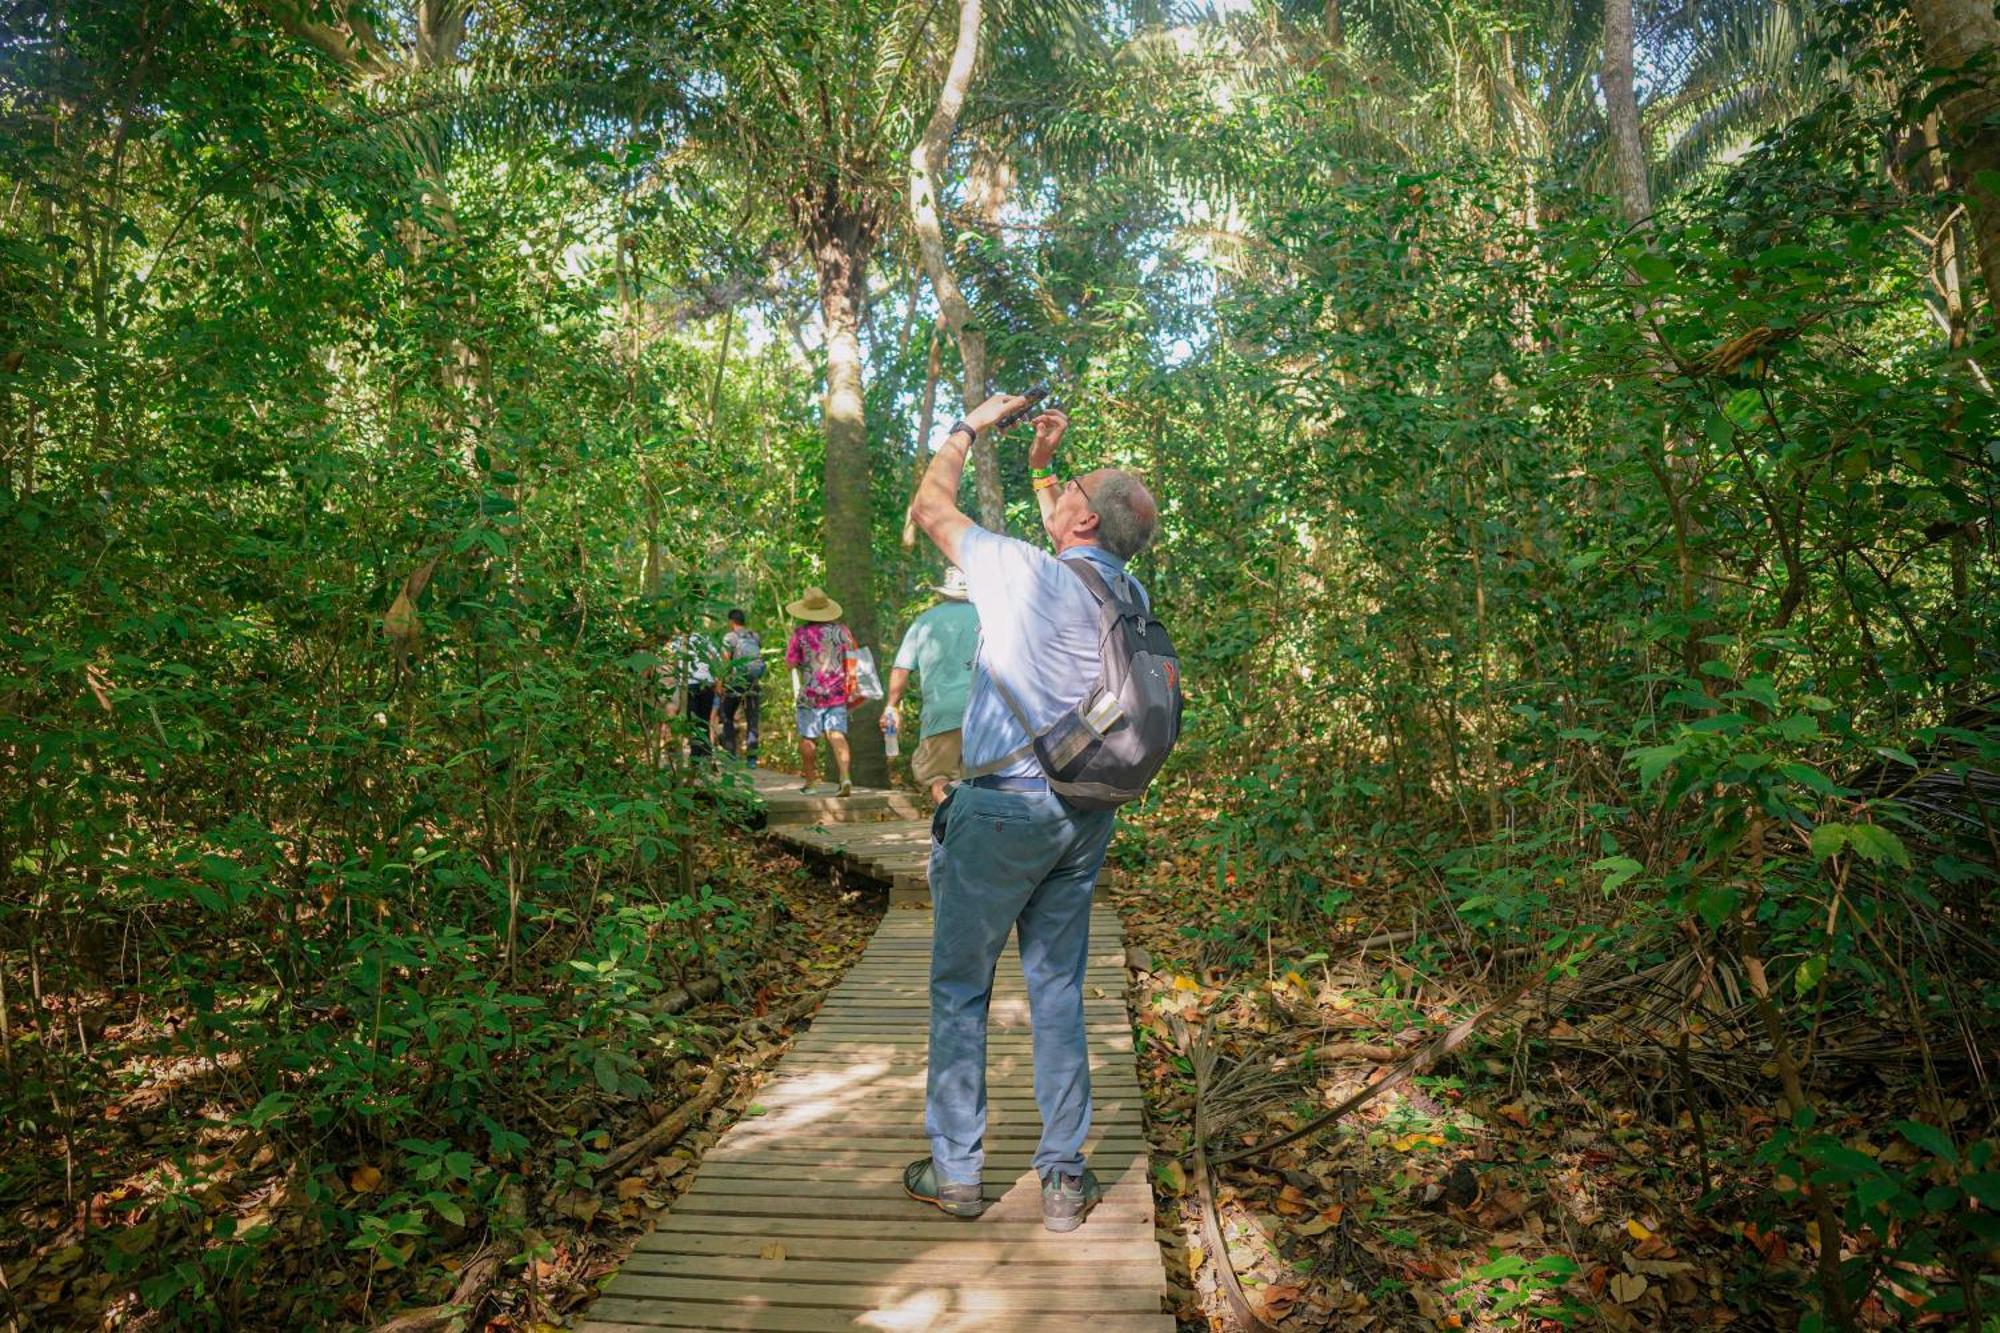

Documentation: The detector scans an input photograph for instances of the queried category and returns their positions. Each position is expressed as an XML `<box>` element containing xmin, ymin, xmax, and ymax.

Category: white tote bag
<box><xmin>850</xmin><ymin>645</ymin><xmax>885</xmax><ymax>702</ymax></box>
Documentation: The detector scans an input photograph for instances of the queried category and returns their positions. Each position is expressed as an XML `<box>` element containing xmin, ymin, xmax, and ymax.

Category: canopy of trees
<box><xmin>2</xmin><ymin>0</ymin><xmax>1996</xmax><ymax>1328</ymax></box>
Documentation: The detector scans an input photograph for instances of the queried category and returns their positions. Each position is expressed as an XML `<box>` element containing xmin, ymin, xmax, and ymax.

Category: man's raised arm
<box><xmin>910</xmin><ymin>393</ymin><xmax>1031</xmax><ymax>567</ymax></box>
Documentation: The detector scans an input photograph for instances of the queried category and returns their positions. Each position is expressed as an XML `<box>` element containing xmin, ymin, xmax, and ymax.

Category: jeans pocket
<box><xmin>931</xmin><ymin>788</ymin><xmax>957</xmax><ymax>846</ymax></box>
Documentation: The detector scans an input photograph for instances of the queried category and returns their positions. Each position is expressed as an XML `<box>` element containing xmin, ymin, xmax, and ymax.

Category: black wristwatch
<box><xmin>946</xmin><ymin>418</ymin><xmax>975</xmax><ymax>443</ymax></box>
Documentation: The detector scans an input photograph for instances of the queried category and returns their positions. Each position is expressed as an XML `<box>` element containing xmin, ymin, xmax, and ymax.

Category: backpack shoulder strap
<box><xmin>1061</xmin><ymin>555</ymin><xmax>1140</xmax><ymax>612</ymax></box>
<box><xmin>963</xmin><ymin>620</ymin><xmax>1038</xmax><ymax>779</ymax></box>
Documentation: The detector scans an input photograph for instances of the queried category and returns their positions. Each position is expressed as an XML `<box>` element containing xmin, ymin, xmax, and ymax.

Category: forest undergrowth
<box><xmin>0</xmin><ymin>816</ymin><xmax>882</xmax><ymax>1331</ymax></box>
<box><xmin>1109</xmin><ymin>717</ymin><xmax>1999</xmax><ymax>1332</ymax></box>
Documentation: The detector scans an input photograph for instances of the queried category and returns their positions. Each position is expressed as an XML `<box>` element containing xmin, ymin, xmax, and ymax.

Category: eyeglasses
<box><xmin>1067</xmin><ymin>475</ymin><xmax>1095</xmax><ymax>509</ymax></box>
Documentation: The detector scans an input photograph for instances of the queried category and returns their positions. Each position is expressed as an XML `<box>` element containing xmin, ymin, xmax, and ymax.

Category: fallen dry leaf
<box><xmin>1249</xmin><ymin>1282</ymin><xmax>1302</xmax><ymax>1320</ymax></box>
<box><xmin>1294</xmin><ymin>1205</ymin><xmax>1344</xmax><ymax>1236</ymax></box>
<box><xmin>1610</xmin><ymin>1271</ymin><xmax>1648</xmax><ymax>1303</ymax></box>
<box><xmin>759</xmin><ymin>1241</ymin><xmax>786</xmax><ymax>1261</ymax></box>
<box><xmin>349</xmin><ymin>1165</ymin><xmax>382</xmax><ymax>1194</ymax></box>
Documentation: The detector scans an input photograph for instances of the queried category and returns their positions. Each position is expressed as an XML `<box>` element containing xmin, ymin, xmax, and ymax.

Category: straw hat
<box><xmin>786</xmin><ymin>586</ymin><xmax>844</xmax><ymax>622</ymax></box>
<box><xmin>933</xmin><ymin>567</ymin><xmax>969</xmax><ymax>600</ymax></box>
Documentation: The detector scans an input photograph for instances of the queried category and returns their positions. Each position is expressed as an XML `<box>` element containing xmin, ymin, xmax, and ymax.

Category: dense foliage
<box><xmin>3</xmin><ymin>0</ymin><xmax>1996</xmax><ymax>1329</ymax></box>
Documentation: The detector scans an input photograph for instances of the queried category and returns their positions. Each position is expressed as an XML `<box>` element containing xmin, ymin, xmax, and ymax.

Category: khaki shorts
<box><xmin>911</xmin><ymin>729</ymin><xmax>963</xmax><ymax>790</ymax></box>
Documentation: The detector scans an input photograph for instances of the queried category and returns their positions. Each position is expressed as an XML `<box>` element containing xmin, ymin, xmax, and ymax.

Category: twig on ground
<box><xmin>600</xmin><ymin>1065</ymin><xmax>730</xmax><ymax>1177</ymax></box>
<box><xmin>1178</xmin><ymin>1016</ymin><xmax>1279</xmax><ymax>1333</ymax></box>
<box><xmin>1209</xmin><ymin>962</ymin><xmax>1551</xmax><ymax>1168</ymax></box>
<box><xmin>651</xmin><ymin>975</ymin><xmax>722</xmax><ymax>1016</ymax></box>
<box><xmin>368</xmin><ymin>1244</ymin><xmax>501</xmax><ymax>1332</ymax></box>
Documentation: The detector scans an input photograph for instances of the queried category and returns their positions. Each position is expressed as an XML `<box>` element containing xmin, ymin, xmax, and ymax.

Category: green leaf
<box><xmin>1793</xmin><ymin>954</ymin><xmax>1826</xmax><ymax>996</ymax></box>
<box><xmin>1630</xmin><ymin>742</ymin><xmax>1685</xmax><ymax>788</ymax></box>
<box><xmin>1845</xmin><ymin>824</ymin><xmax>1910</xmax><ymax>868</ymax></box>
<box><xmin>593</xmin><ymin>1052</ymin><xmax>620</xmax><ymax>1095</ymax></box>
<box><xmin>1778</xmin><ymin>762</ymin><xmax>1835</xmax><ymax>796</ymax></box>
<box><xmin>1809</xmin><ymin>824</ymin><xmax>1850</xmax><ymax>861</ymax></box>
<box><xmin>1630</xmin><ymin>253</ymin><xmax>1676</xmax><ymax>284</ymax></box>
<box><xmin>1590</xmin><ymin>856</ymin><xmax>1643</xmax><ymax>894</ymax></box>
<box><xmin>1770</xmin><ymin>714</ymin><xmax>1819</xmax><ymax>741</ymax></box>
<box><xmin>1693</xmin><ymin>885</ymin><xmax>1741</xmax><ymax>928</ymax></box>
<box><xmin>1895</xmin><ymin>1121</ymin><xmax>1957</xmax><ymax>1165</ymax></box>
<box><xmin>1725</xmin><ymin>676</ymin><xmax>1781</xmax><ymax>709</ymax></box>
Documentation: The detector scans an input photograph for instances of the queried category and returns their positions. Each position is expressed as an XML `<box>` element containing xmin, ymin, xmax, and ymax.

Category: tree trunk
<box><xmin>903</xmin><ymin>333</ymin><xmax>943</xmax><ymax>548</ymax></box>
<box><xmin>1600</xmin><ymin>0</ymin><xmax>1650</xmax><ymax>225</ymax></box>
<box><xmin>1910</xmin><ymin>0</ymin><xmax>2000</xmax><ymax>321</ymax></box>
<box><xmin>812</xmin><ymin>215</ymin><xmax>887</xmax><ymax>786</ymax></box>
<box><xmin>908</xmin><ymin>0</ymin><xmax>1004</xmax><ymax>532</ymax></box>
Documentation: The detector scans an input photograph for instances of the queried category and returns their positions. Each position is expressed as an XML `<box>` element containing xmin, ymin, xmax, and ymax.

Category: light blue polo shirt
<box><xmin>955</xmin><ymin>527</ymin><xmax>1149</xmax><ymax>780</ymax></box>
<box><xmin>892</xmin><ymin>599</ymin><xmax>980</xmax><ymax>738</ymax></box>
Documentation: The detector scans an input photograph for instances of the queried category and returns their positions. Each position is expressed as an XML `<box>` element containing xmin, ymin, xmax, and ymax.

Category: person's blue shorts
<box><xmin>795</xmin><ymin>704</ymin><xmax>849</xmax><ymax>739</ymax></box>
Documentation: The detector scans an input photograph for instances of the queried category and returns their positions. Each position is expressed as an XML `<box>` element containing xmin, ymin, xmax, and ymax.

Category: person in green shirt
<box><xmin>882</xmin><ymin>566</ymin><xmax>980</xmax><ymax>804</ymax></box>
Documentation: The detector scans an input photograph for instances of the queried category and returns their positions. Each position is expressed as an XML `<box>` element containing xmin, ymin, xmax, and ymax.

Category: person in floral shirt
<box><xmin>783</xmin><ymin>586</ymin><xmax>856</xmax><ymax>797</ymax></box>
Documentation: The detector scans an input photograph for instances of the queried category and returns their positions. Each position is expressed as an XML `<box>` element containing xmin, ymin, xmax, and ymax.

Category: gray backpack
<box><xmin>982</xmin><ymin>559</ymin><xmax>1182</xmax><ymax>810</ymax></box>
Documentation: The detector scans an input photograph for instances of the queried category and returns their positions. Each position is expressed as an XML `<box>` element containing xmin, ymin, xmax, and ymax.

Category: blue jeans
<box><xmin>925</xmin><ymin>784</ymin><xmax>1117</xmax><ymax>1185</ymax></box>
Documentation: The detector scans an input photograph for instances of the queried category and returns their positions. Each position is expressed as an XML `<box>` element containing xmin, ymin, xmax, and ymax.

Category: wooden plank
<box><xmin>767</xmin><ymin>1076</ymin><xmax>1140</xmax><ymax>1096</ymax></box>
<box><xmin>790</xmin><ymin>1019</ymin><xmax>1133</xmax><ymax>1033</ymax></box>
<box><xmin>704</xmin><ymin>1137</ymin><xmax>1149</xmax><ymax>1159</ymax></box>
<box><xmin>752</xmin><ymin>1080</ymin><xmax>1142</xmax><ymax>1103</ymax></box>
<box><xmin>776</xmin><ymin>1049</ymin><xmax>1131</xmax><ymax>1066</ymax></box>
<box><xmin>620</xmin><ymin>1232</ymin><xmax>1160</xmax><ymax>1263</ymax></box>
<box><xmin>821</xmin><ymin>995</ymin><xmax>1129</xmax><ymax>1006</ymax></box>
<box><xmin>678</xmin><ymin>1171</ymin><xmax>1153</xmax><ymax>1201</ymax></box>
<box><xmin>698</xmin><ymin>1149</ymin><xmax>1150</xmax><ymax>1175</ymax></box>
<box><xmin>721</xmin><ymin>1114</ymin><xmax>1152</xmax><ymax>1137</ymax></box>
<box><xmin>638</xmin><ymin>1214</ymin><xmax>1142</xmax><ymax>1246</ymax></box>
<box><xmin>615</xmin><ymin>1254</ymin><xmax>1171</xmax><ymax>1286</ymax></box>
<box><xmin>580</xmin><ymin>1310</ymin><xmax>1175</xmax><ymax>1333</ymax></box>
<box><xmin>786</xmin><ymin>1032</ymin><xmax>1125</xmax><ymax>1045</ymax></box>
<box><xmin>835</xmin><ymin>972</ymin><xmax>1129</xmax><ymax>984</ymax></box>
<box><xmin>664</xmin><ymin>1184</ymin><xmax>1152</xmax><ymax>1216</ymax></box>
<box><xmin>757</xmin><ymin>1070</ymin><xmax>1142</xmax><ymax>1094</ymax></box>
<box><xmin>602</xmin><ymin>1272</ymin><xmax>1163</xmax><ymax>1313</ymax></box>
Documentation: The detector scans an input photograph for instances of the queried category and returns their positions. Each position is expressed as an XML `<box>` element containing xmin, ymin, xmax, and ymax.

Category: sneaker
<box><xmin>800</xmin><ymin>781</ymin><xmax>824</xmax><ymax>796</ymax></box>
<box><xmin>902</xmin><ymin>1158</ymin><xmax>985</xmax><ymax>1218</ymax></box>
<box><xmin>837</xmin><ymin>780</ymin><xmax>852</xmax><ymax>797</ymax></box>
<box><xmin>1040</xmin><ymin>1168</ymin><xmax>1102</xmax><ymax>1232</ymax></box>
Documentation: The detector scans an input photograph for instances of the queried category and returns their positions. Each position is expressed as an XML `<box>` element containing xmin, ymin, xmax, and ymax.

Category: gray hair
<box><xmin>1087</xmin><ymin>470</ymin><xmax>1158</xmax><ymax>560</ymax></box>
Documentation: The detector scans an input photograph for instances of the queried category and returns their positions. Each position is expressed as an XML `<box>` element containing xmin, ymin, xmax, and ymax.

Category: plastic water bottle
<box><xmin>883</xmin><ymin>711</ymin><xmax>900</xmax><ymax>758</ymax></box>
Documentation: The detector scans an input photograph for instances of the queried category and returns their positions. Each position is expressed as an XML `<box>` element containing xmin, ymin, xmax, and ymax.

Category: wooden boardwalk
<box><xmin>751</xmin><ymin>769</ymin><xmax>933</xmax><ymax>906</ymax></box>
<box><xmin>580</xmin><ymin>775</ymin><xmax>1170</xmax><ymax>1332</ymax></box>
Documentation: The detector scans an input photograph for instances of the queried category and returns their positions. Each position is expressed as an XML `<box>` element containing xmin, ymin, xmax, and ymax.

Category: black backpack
<box><xmin>981</xmin><ymin>560</ymin><xmax>1182</xmax><ymax>810</ymax></box>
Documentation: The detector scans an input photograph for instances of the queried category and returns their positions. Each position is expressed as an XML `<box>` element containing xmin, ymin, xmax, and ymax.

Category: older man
<box><xmin>901</xmin><ymin>393</ymin><xmax>1160</xmax><ymax>1233</ymax></box>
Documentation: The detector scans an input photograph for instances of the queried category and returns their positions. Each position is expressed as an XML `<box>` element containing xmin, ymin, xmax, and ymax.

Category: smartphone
<box><xmin>991</xmin><ymin>383</ymin><xmax>1052</xmax><ymax>433</ymax></box>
